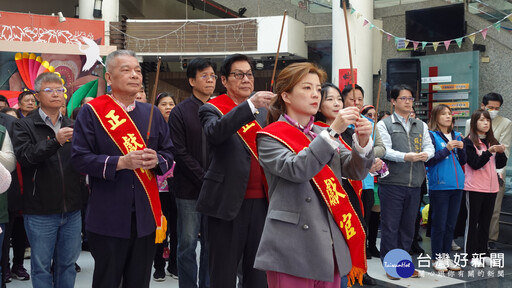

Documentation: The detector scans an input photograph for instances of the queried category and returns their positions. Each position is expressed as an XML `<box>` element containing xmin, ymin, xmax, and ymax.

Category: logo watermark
<box><xmin>383</xmin><ymin>249</ymin><xmax>415</xmax><ymax>278</ymax></box>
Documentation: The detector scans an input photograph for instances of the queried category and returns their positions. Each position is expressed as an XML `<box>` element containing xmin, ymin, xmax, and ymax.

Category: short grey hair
<box><xmin>106</xmin><ymin>50</ymin><xmax>138</xmax><ymax>73</ymax></box>
<box><xmin>34</xmin><ymin>72</ymin><xmax>63</xmax><ymax>92</ymax></box>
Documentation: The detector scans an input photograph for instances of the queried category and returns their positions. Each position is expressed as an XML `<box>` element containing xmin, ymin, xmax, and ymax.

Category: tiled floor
<box><xmin>5</xmin><ymin>251</ymin><xmax>179</xmax><ymax>288</ymax></box>
<box><xmin>5</xmin><ymin>228</ymin><xmax>512</xmax><ymax>287</ymax></box>
<box><xmin>355</xmin><ymin>229</ymin><xmax>512</xmax><ymax>288</ymax></box>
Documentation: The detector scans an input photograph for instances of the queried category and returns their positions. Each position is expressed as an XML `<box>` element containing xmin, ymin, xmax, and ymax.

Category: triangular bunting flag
<box><xmin>468</xmin><ymin>34</ymin><xmax>476</xmax><ymax>44</ymax></box>
<box><xmin>508</xmin><ymin>15</ymin><xmax>512</xmax><ymax>22</ymax></box>
<box><xmin>481</xmin><ymin>28</ymin><xmax>488</xmax><ymax>39</ymax></box>
<box><xmin>432</xmin><ymin>42</ymin><xmax>439</xmax><ymax>51</ymax></box>
<box><xmin>369</xmin><ymin>24</ymin><xmax>375</xmax><ymax>30</ymax></box>
<box><xmin>357</xmin><ymin>13</ymin><xmax>362</xmax><ymax>19</ymax></box>
<box><xmin>421</xmin><ymin>42</ymin><xmax>428</xmax><ymax>50</ymax></box>
<box><xmin>493</xmin><ymin>22</ymin><xmax>501</xmax><ymax>32</ymax></box>
<box><xmin>387</xmin><ymin>34</ymin><xmax>392</xmax><ymax>42</ymax></box>
<box><xmin>444</xmin><ymin>40</ymin><xmax>451</xmax><ymax>50</ymax></box>
<box><xmin>404</xmin><ymin>40</ymin><xmax>410</xmax><ymax>48</ymax></box>
<box><xmin>455</xmin><ymin>38</ymin><xmax>463</xmax><ymax>48</ymax></box>
<box><xmin>413</xmin><ymin>41</ymin><xmax>419</xmax><ymax>50</ymax></box>
<box><xmin>394</xmin><ymin>37</ymin><xmax>399</xmax><ymax>46</ymax></box>
<box><xmin>363</xmin><ymin>19</ymin><xmax>369</xmax><ymax>27</ymax></box>
<box><xmin>350</xmin><ymin>8</ymin><xmax>356</xmax><ymax>15</ymax></box>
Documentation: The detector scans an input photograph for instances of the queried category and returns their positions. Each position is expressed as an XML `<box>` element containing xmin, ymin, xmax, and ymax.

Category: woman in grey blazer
<box><xmin>254</xmin><ymin>63</ymin><xmax>374</xmax><ymax>288</ymax></box>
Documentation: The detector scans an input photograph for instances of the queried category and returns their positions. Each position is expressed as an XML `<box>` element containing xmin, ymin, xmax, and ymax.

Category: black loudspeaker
<box><xmin>340</xmin><ymin>0</ymin><xmax>350</xmax><ymax>9</ymax></box>
<box><xmin>473</xmin><ymin>44</ymin><xmax>486</xmax><ymax>52</ymax></box>
<box><xmin>386</xmin><ymin>58</ymin><xmax>421</xmax><ymax>101</ymax></box>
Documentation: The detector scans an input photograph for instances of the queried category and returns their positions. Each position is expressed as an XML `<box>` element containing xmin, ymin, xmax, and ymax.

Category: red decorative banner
<box><xmin>0</xmin><ymin>11</ymin><xmax>104</xmax><ymax>44</ymax></box>
<box><xmin>339</xmin><ymin>68</ymin><xmax>357</xmax><ymax>89</ymax></box>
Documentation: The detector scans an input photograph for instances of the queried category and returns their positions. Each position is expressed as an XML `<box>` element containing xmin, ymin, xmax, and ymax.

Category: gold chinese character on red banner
<box><xmin>105</xmin><ymin>110</ymin><xmax>127</xmax><ymax>131</ymax></box>
<box><xmin>242</xmin><ymin>123</ymin><xmax>255</xmax><ymax>133</ymax></box>
<box><xmin>140</xmin><ymin>168</ymin><xmax>154</xmax><ymax>180</ymax></box>
<box><xmin>325</xmin><ymin>177</ymin><xmax>346</xmax><ymax>206</ymax></box>
<box><xmin>122</xmin><ymin>133</ymin><xmax>143</xmax><ymax>152</ymax></box>
<box><xmin>340</xmin><ymin>213</ymin><xmax>356</xmax><ymax>239</ymax></box>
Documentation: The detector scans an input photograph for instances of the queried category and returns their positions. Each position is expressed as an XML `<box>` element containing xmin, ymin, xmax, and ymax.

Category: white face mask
<box><xmin>488</xmin><ymin>110</ymin><xmax>499</xmax><ymax>120</ymax></box>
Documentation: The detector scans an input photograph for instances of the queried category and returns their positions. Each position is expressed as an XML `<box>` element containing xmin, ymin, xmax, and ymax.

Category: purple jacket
<box><xmin>71</xmin><ymin>98</ymin><xmax>174</xmax><ymax>238</ymax></box>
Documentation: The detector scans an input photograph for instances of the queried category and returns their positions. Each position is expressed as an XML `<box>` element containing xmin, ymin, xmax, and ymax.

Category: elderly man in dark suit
<box><xmin>72</xmin><ymin>50</ymin><xmax>174</xmax><ymax>288</ymax></box>
<box><xmin>197</xmin><ymin>54</ymin><xmax>274</xmax><ymax>288</ymax></box>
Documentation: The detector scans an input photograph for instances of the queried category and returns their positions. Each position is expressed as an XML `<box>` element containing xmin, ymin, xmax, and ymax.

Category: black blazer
<box><xmin>197</xmin><ymin>98</ymin><xmax>267</xmax><ymax>221</ymax></box>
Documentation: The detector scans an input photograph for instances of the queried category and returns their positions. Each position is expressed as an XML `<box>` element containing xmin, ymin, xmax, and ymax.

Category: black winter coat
<box><xmin>13</xmin><ymin>109</ymin><xmax>82</xmax><ymax>215</ymax></box>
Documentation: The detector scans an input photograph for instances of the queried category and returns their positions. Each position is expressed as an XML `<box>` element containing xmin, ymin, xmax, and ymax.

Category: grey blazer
<box><xmin>254</xmin><ymin>120</ymin><xmax>374</xmax><ymax>282</ymax></box>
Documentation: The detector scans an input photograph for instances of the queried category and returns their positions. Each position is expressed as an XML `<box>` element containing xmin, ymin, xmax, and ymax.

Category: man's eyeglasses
<box><xmin>397</xmin><ymin>96</ymin><xmax>414</xmax><ymax>102</ymax></box>
<box><xmin>200</xmin><ymin>74</ymin><xmax>218</xmax><ymax>81</ymax></box>
<box><xmin>40</xmin><ymin>88</ymin><xmax>65</xmax><ymax>94</ymax></box>
<box><xmin>230</xmin><ymin>71</ymin><xmax>254</xmax><ymax>80</ymax></box>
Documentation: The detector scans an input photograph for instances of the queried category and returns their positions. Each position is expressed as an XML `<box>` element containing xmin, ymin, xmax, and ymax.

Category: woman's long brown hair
<box><xmin>468</xmin><ymin>108</ymin><xmax>498</xmax><ymax>149</ymax></box>
<box><xmin>428</xmin><ymin>104</ymin><xmax>453</xmax><ymax>133</ymax></box>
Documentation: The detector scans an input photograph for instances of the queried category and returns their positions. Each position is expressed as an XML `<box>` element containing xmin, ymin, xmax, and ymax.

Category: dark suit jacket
<box><xmin>72</xmin><ymin>100</ymin><xmax>174</xmax><ymax>238</ymax></box>
<box><xmin>197</xmin><ymin>97</ymin><xmax>267</xmax><ymax>221</ymax></box>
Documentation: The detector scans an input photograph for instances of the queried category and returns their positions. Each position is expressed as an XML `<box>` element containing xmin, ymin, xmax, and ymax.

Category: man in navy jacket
<box><xmin>72</xmin><ymin>50</ymin><xmax>174</xmax><ymax>288</ymax></box>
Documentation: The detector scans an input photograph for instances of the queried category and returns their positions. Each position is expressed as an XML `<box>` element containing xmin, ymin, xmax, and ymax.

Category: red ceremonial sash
<box><xmin>259</xmin><ymin>121</ymin><xmax>367</xmax><ymax>286</ymax></box>
<box><xmin>208</xmin><ymin>94</ymin><xmax>261</xmax><ymax>160</ymax></box>
<box><xmin>207</xmin><ymin>94</ymin><xmax>268</xmax><ymax>196</ymax></box>
<box><xmin>315</xmin><ymin>121</ymin><xmax>364</xmax><ymax>214</ymax></box>
<box><xmin>87</xmin><ymin>95</ymin><xmax>167</xmax><ymax>244</ymax></box>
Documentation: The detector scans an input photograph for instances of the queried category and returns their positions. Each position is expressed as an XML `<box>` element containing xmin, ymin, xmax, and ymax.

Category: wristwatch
<box><xmin>326</xmin><ymin>127</ymin><xmax>339</xmax><ymax>138</ymax></box>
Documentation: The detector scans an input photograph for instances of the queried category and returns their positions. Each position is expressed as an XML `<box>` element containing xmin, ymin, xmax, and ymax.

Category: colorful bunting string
<box><xmin>432</xmin><ymin>42</ymin><xmax>439</xmax><ymax>52</ymax></box>
<box><xmin>468</xmin><ymin>34</ymin><xmax>476</xmax><ymax>44</ymax></box>
<box><xmin>481</xmin><ymin>28</ymin><xmax>488</xmax><ymax>39</ymax></box>
<box><xmin>349</xmin><ymin>6</ymin><xmax>512</xmax><ymax>52</ymax></box>
<box><xmin>455</xmin><ymin>38</ymin><xmax>463</xmax><ymax>48</ymax></box>
<box><xmin>443</xmin><ymin>40</ymin><xmax>451</xmax><ymax>51</ymax></box>
<box><xmin>493</xmin><ymin>22</ymin><xmax>501</xmax><ymax>32</ymax></box>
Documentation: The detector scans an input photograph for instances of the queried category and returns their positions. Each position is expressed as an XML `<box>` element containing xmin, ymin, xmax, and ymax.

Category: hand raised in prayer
<box><xmin>117</xmin><ymin>148</ymin><xmax>158</xmax><ymax>171</ymax></box>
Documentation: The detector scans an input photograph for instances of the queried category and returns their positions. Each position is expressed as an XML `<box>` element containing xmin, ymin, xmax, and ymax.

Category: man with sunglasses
<box><xmin>197</xmin><ymin>54</ymin><xmax>274</xmax><ymax>288</ymax></box>
<box><xmin>376</xmin><ymin>84</ymin><xmax>434</xmax><ymax>280</ymax></box>
<box><xmin>13</xmin><ymin>72</ymin><xmax>82</xmax><ymax>288</ymax></box>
